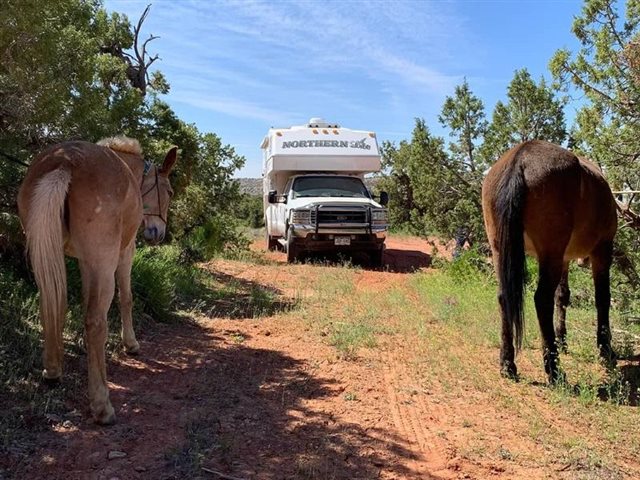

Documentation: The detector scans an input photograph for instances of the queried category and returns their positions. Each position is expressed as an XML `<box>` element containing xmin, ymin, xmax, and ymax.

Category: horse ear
<box><xmin>159</xmin><ymin>146</ymin><xmax>178</xmax><ymax>176</ymax></box>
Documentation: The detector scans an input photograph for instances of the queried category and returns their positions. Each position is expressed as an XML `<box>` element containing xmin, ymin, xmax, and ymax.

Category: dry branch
<box><xmin>101</xmin><ymin>4</ymin><xmax>159</xmax><ymax>95</ymax></box>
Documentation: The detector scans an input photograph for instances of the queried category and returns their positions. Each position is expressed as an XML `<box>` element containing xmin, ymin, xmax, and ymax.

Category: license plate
<box><xmin>334</xmin><ymin>236</ymin><xmax>351</xmax><ymax>246</ymax></box>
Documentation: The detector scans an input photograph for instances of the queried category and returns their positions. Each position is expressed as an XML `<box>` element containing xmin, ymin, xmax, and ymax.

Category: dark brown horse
<box><xmin>18</xmin><ymin>137</ymin><xmax>178</xmax><ymax>424</ymax></box>
<box><xmin>482</xmin><ymin>140</ymin><xmax>617</xmax><ymax>382</ymax></box>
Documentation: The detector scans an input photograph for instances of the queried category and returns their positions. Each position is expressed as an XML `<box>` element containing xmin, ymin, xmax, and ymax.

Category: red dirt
<box><xmin>4</xmin><ymin>235</ymin><xmax>578</xmax><ymax>479</ymax></box>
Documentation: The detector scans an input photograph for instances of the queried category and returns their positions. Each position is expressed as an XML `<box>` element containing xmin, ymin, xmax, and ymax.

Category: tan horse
<box><xmin>17</xmin><ymin>137</ymin><xmax>178</xmax><ymax>424</ymax></box>
<box><xmin>482</xmin><ymin>140</ymin><xmax>617</xmax><ymax>382</ymax></box>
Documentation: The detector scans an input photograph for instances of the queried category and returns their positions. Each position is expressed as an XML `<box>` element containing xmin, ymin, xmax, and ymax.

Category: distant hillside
<box><xmin>235</xmin><ymin>177</ymin><xmax>382</xmax><ymax>196</ymax></box>
<box><xmin>235</xmin><ymin>178</ymin><xmax>263</xmax><ymax>196</ymax></box>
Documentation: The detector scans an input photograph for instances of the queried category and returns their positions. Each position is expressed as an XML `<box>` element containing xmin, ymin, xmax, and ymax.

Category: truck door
<box><xmin>271</xmin><ymin>178</ymin><xmax>291</xmax><ymax>237</ymax></box>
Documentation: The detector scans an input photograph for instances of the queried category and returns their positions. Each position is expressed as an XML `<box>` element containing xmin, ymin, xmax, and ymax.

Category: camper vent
<box><xmin>307</xmin><ymin>117</ymin><xmax>340</xmax><ymax>129</ymax></box>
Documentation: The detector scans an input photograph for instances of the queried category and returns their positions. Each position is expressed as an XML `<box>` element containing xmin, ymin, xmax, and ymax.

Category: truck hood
<box><xmin>287</xmin><ymin>196</ymin><xmax>384</xmax><ymax>210</ymax></box>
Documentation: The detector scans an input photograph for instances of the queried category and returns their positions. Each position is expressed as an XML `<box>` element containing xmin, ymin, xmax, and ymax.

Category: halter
<box><xmin>140</xmin><ymin>161</ymin><xmax>167</xmax><ymax>225</ymax></box>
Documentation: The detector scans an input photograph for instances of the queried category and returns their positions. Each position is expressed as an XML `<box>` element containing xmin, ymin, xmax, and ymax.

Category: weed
<box><xmin>599</xmin><ymin>369</ymin><xmax>631</xmax><ymax>406</ymax></box>
<box><xmin>498</xmin><ymin>446</ymin><xmax>514</xmax><ymax>461</ymax></box>
<box><xmin>344</xmin><ymin>392</ymin><xmax>358</xmax><ymax>402</ymax></box>
<box><xmin>330</xmin><ymin>321</ymin><xmax>377</xmax><ymax>360</ymax></box>
<box><xmin>166</xmin><ymin>413</ymin><xmax>224</xmax><ymax>476</ymax></box>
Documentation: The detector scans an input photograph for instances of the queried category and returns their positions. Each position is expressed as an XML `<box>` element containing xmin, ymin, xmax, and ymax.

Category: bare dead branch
<box><xmin>101</xmin><ymin>4</ymin><xmax>159</xmax><ymax>96</ymax></box>
<box><xmin>132</xmin><ymin>4</ymin><xmax>151</xmax><ymax>62</ymax></box>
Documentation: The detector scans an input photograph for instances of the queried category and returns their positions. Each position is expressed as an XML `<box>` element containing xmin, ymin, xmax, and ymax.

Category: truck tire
<box><xmin>265</xmin><ymin>228</ymin><xmax>278</xmax><ymax>251</ymax></box>
<box><xmin>369</xmin><ymin>247</ymin><xmax>385</xmax><ymax>269</ymax></box>
<box><xmin>286</xmin><ymin>227</ymin><xmax>300</xmax><ymax>263</ymax></box>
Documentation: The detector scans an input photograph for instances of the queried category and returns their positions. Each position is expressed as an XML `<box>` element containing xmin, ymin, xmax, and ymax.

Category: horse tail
<box><xmin>495</xmin><ymin>152</ymin><xmax>527</xmax><ymax>350</ymax></box>
<box><xmin>24</xmin><ymin>168</ymin><xmax>72</xmax><ymax>358</ymax></box>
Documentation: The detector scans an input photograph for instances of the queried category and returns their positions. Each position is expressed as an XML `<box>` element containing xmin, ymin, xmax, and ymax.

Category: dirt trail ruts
<box><xmin>8</xmin><ymin>235</ymin><xmax>530</xmax><ymax>480</ymax></box>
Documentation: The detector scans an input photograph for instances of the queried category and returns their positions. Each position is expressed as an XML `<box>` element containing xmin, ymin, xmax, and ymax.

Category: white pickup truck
<box><xmin>261</xmin><ymin>118</ymin><xmax>389</xmax><ymax>265</ymax></box>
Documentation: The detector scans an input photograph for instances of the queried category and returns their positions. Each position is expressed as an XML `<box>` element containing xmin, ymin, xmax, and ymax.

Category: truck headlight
<box><xmin>291</xmin><ymin>209</ymin><xmax>311</xmax><ymax>224</ymax></box>
<box><xmin>371</xmin><ymin>209</ymin><xmax>388</xmax><ymax>224</ymax></box>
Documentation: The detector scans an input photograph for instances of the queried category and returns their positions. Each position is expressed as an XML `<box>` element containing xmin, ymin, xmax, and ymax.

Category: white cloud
<box><xmin>110</xmin><ymin>0</ymin><xmax>471</xmax><ymax>104</ymax></box>
<box><xmin>170</xmin><ymin>91</ymin><xmax>295</xmax><ymax>124</ymax></box>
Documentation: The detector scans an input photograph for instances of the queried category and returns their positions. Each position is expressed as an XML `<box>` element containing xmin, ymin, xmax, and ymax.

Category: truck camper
<box><xmin>261</xmin><ymin>118</ymin><xmax>389</xmax><ymax>265</ymax></box>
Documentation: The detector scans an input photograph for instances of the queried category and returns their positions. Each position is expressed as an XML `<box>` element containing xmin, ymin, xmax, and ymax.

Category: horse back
<box><xmin>485</xmin><ymin>140</ymin><xmax>616</xmax><ymax>261</ymax></box>
<box><xmin>19</xmin><ymin>141</ymin><xmax>143</xmax><ymax>257</ymax></box>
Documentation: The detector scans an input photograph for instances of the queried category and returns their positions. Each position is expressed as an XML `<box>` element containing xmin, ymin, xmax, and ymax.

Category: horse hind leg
<box><xmin>117</xmin><ymin>241</ymin><xmax>139</xmax><ymax>354</ymax></box>
<box><xmin>535</xmin><ymin>257</ymin><xmax>564</xmax><ymax>383</ymax></box>
<box><xmin>79</xmin><ymin>257</ymin><xmax>118</xmax><ymax>425</ymax></box>
<box><xmin>591</xmin><ymin>241</ymin><xmax>616</xmax><ymax>366</ymax></box>
<box><xmin>554</xmin><ymin>265</ymin><xmax>570</xmax><ymax>353</ymax></box>
<box><xmin>498</xmin><ymin>291</ymin><xmax>517</xmax><ymax>379</ymax></box>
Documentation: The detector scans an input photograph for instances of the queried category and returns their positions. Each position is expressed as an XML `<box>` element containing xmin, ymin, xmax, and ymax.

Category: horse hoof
<box><xmin>124</xmin><ymin>342</ymin><xmax>140</xmax><ymax>356</ymax></box>
<box><xmin>500</xmin><ymin>363</ymin><xmax>518</xmax><ymax>381</ymax></box>
<box><xmin>42</xmin><ymin>370</ymin><xmax>61</xmax><ymax>387</ymax></box>
<box><xmin>599</xmin><ymin>348</ymin><xmax>617</xmax><ymax>370</ymax></box>
<box><xmin>94</xmin><ymin>406</ymin><xmax>116</xmax><ymax>426</ymax></box>
<box><xmin>556</xmin><ymin>340</ymin><xmax>568</xmax><ymax>354</ymax></box>
<box><xmin>42</xmin><ymin>376</ymin><xmax>61</xmax><ymax>388</ymax></box>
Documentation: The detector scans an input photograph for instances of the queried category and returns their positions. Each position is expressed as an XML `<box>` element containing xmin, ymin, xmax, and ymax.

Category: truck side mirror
<box><xmin>268</xmin><ymin>190</ymin><xmax>277</xmax><ymax>204</ymax></box>
<box><xmin>379</xmin><ymin>191</ymin><xmax>389</xmax><ymax>206</ymax></box>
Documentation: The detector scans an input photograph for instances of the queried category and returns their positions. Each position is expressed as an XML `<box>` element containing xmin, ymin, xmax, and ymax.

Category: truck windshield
<box><xmin>291</xmin><ymin>176</ymin><xmax>371</xmax><ymax>199</ymax></box>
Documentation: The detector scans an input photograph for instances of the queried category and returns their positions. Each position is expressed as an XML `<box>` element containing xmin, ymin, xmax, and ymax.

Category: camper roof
<box><xmin>261</xmin><ymin>118</ymin><xmax>381</xmax><ymax>175</ymax></box>
<box><xmin>261</xmin><ymin>118</ymin><xmax>380</xmax><ymax>173</ymax></box>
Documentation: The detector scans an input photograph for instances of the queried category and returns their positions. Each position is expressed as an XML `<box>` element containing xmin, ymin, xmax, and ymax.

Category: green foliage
<box><xmin>0</xmin><ymin>1</ymin><xmax>246</xmax><ymax>263</ymax></box>
<box><xmin>439</xmin><ymin>78</ymin><xmax>489</xmax><ymax>174</ymax></box>
<box><xmin>0</xmin><ymin>0</ymin><xmax>249</xmax><ymax>432</ymax></box>
<box><xmin>378</xmin><ymin>139</ymin><xmax>414</xmax><ymax>228</ymax></box>
<box><xmin>330</xmin><ymin>321</ymin><xmax>378</xmax><ymax>360</ymax></box>
<box><xmin>550</xmin><ymin>0</ymin><xmax>640</xmax><ymax>311</ymax></box>
<box><xmin>381</xmin><ymin>118</ymin><xmax>482</xmax><ymax>240</ymax></box>
<box><xmin>0</xmin><ymin>265</ymin><xmax>40</xmax><ymax>383</ymax></box>
<box><xmin>381</xmin><ymin>72</ymin><xmax>566</xmax><ymax>246</ymax></box>
<box><xmin>143</xmin><ymin>103</ymin><xmax>247</xmax><ymax>257</ymax></box>
<box><xmin>181</xmin><ymin>215</ymin><xmax>250</xmax><ymax>262</ymax></box>
<box><xmin>481</xmin><ymin>69</ymin><xmax>567</xmax><ymax>164</ymax></box>
<box><xmin>444</xmin><ymin>247</ymin><xmax>494</xmax><ymax>281</ymax></box>
<box><xmin>235</xmin><ymin>194</ymin><xmax>265</xmax><ymax>228</ymax></box>
<box><xmin>132</xmin><ymin>245</ymin><xmax>190</xmax><ymax>321</ymax></box>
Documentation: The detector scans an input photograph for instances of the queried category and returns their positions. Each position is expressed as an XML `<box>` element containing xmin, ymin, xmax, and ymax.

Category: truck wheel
<box><xmin>265</xmin><ymin>229</ymin><xmax>278</xmax><ymax>251</ymax></box>
<box><xmin>286</xmin><ymin>228</ymin><xmax>300</xmax><ymax>263</ymax></box>
<box><xmin>369</xmin><ymin>247</ymin><xmax>385</xmax><ymax>268</ymax></box>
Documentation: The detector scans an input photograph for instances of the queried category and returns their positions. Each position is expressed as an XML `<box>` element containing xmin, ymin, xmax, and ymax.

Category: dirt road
<box><xmin>6</xmin><ymin>236</ymin><xmax>630</xmax><ymax>479</ymax></box>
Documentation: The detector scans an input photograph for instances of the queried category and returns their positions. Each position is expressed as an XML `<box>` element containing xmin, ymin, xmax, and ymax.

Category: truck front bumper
<box><xmin>289</xmin><ymin>224</ymin><xmax>387</xmax><ymax>252</ymax></box>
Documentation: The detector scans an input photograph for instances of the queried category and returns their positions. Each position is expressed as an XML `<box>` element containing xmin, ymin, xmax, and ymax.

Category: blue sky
<box><xmin>106</xmin><ymin>0</ymin><xmax>584</xmax><ymax>177</ymax></box>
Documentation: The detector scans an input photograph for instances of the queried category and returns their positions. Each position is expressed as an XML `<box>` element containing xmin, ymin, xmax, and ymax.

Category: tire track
<box><xmin>383</xmin><ymin>350</ymin><xmax>453</xmax><ymax>477</ymax></box>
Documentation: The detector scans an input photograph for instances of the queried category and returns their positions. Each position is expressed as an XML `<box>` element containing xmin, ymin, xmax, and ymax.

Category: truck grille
<box><xmin>311</xmin><ymin>206</ymin><xmax>368</xmax><ymax>226</ymax></box>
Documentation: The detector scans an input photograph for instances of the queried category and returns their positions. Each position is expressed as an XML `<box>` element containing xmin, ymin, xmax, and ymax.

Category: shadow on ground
<box><xmin>6</xmin><ymin>320</ymin><xmax>428</xmax><ymax>480</ymax></box>
<box><xmin>3</xmin><ymin>270</ymin><xmax>436</xmax><ymax>480</ymax></box>
<box><xmin>297</xmin><ymin>249</ymin><xmax>432</xmax><ymax>274</ymax></box>
<box><xmin>615</xmin><ymin>358</ymin><xmax>640</xmax><ymax>406</ymax></box>
<box><xmin>197</xmin><ymin>268</ymin><xmax>300</xmax><ymax>319</ymax></box>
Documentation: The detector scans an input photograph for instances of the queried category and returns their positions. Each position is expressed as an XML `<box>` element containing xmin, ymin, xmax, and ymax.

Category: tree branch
<box><xmin>0</xmin><ymin>149</ymin><xmax>28</xmax><ymax>167</ymax></box>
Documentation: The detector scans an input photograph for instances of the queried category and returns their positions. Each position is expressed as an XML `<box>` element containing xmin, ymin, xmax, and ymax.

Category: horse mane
<box><xmin>97</xmin><ymin>136</ymin><xmax>142</xmax><ymax>156</ymax></box>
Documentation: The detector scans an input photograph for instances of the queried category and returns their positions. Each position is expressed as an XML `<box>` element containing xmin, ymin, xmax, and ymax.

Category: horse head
<box><xmin>141</xmin><ymin>146</ymin><xmax>178</xmax><ymax>244</ymax></box>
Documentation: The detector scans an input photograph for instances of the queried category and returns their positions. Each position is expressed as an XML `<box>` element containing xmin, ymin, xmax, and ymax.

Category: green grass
<box><xmin>299</xmin><ymin>248</ymin><xmax>639</xmax><ymax>474</ymax></box>
<box><xmin>404</xmin><ymin>259</ymin><xmax>638</xmax><ymax>474</ymax></box>
<box><xmin>306</xmin><ymin>267</ymin><xmax>401</xmax><ymax>359</ymax></box>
